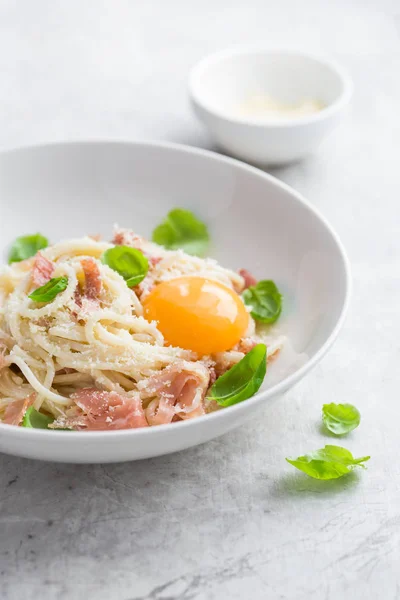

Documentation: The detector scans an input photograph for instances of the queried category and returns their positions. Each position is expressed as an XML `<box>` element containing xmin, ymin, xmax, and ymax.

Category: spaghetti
<box><xmin>0</xmin><ymin>230</ymin><xmax>284</xmax><ymax>430</ymax></box>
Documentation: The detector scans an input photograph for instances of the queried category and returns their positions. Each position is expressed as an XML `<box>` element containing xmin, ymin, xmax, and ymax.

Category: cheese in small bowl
<box><xmin>234</xmin><ymin>94</ymin><xmax>324</xmax><ymax>121</ymax></box>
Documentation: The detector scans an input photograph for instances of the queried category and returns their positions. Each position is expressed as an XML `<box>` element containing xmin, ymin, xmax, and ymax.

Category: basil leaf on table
<box><xmin>152</xmin><ymin>208</ymin><xmax>209</xmax><ymax>256</ymax></box>
<box><xmin>29</xmin><ymin>277</ymin><xmax>68</xmax><ymax>303</ymax></box>
<box><xmin>322</xmin><ymin>403</ymin><xmax>361</xmax><ymax>436</ymax></box>
<box><xmin>8</xmin><ymin>234</ymin><xmax>48</xmax><ymax>264</ymax></box>
<box><xmin>242</xmin><ymin>280</ymin><xmax>282</xmax><ymax>324</ymax></box>
<box><xmin>22</xmin><ymin>407</ymin><xmax>54</xmax><ymax>429</ymax></box>
<box><xmin>102</xmin><ymin>246</ymin><xmax>149</xmax><ymax>287</ymax></box>
<box><xmin>208</xmin><ymin>343</ymin><xmax>267</xmax><ymax>407</ymax></box>
<box><xmin>286</xmin><ymin>445</ymin><xmax>370</xmax><ymax>480</ymax></box>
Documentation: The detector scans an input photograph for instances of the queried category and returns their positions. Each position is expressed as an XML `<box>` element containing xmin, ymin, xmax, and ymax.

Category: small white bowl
<box><xmin>189</xmin><ymin>48</ymin><xmax>353</xmax><ymax>165</ymax></box>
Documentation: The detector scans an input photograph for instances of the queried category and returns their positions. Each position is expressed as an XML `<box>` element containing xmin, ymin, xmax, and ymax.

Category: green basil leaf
<box><xmin>29</xmin><ymin>276</ymin><xmax>68</xmax><ymax>303</ymax></box>
<box><xmin>286</xmin><ymin>445</ymin><xmax>370</xmax><ymax>480</ymax></box>
<box><xmin>152</xmin><ymin>208</ymin><xmax>209</xmax><ymax>256</ymax></box>
<box><xmin>8</xmin><ymin>234</ymin><xmax>48</xmax><ymax>264</ymax></box>
<box><xmin>102</xmin><ymin>246</ymin><xmax>149</xmax><ymax>287</ymax></box>
<box><xmin>322</xmin><ymin>403</ymin><xmax>361</xmax><ymax>436</ymax></box>
<box><xmin>242</xmin><ymin>280</ymin><xmax>282</xmax><ymax>324</ymax></box>
<box><xmin>22</xmin><ymin>406</ymin><xmax>54</xmax><ymax>429</ymax></box>
<box><xmin>208</xmin><ymin>343</ymin><xmax>267</xmax><ymax>407</ymax></box>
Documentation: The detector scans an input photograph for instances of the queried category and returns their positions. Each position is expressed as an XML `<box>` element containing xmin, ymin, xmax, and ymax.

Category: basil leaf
<box><xmin>8</xmin><ymin>234</ymin><xmax>48</xmax><ymax>264</ymax></box>
<box><xmin>242</xmin><ymin>280</ymin><xmax>282</xmax><ymax>324</ymax></box>
<box><xmin>102</xmin><ymin>246</ymin><xmax>148</xmax><ymax>287</ymax></box>
<box><xmin>22</xmin><ymin>406</ymin><xmax>54</xmax><ymax>429</ymax></box>
<box><xmin>152</xmin><ymin>208</ymin><xmax>209</xmax><ymax>256</ymax></box>
<box><xmin>208</xmin><ymin>343</ymin><xmax>267</xmax><ymax>407</ymax></box>
<box><xmin>29</xmin><ymin>277</ymin><xmax>68</xmax><ymax>303</ymax></box>
<box><xmin>322</xmin><ymin>403</ymin><xmax>361</xmax><ymax>435</ymax></box>
<box><xmin>286</xmin><ymin>445</ymin><xmax>370</xmax><ymax>480</ymax></box>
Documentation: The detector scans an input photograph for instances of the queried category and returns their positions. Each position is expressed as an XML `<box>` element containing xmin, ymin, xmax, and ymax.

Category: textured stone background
<box><xmin>1</xmin><ymin>1</ymin><xmax>399</xmax><ymax>598</ymax></box>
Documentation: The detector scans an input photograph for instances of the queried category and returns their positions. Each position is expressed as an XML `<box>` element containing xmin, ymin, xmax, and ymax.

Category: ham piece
<box><xmin>80</xmin><ymin>258</ymin><xmax>101</xmax><ymax>301</ymax></box>
<box><xmin>52</xmin><ymin>388</ymin><xmax>148</xmax><ymax>431</ymax></box>
<box><xmin>139</xmin><ymin>361</ymin><xmax>210</xmax><ymax>425</ymax></box>
<box><xmin>238</xmin><ymin>268</ymin><xmax>257</xmax><ymax>289</ymax></box>
<box><xmin>32</xmin><ymin>253</ymin><xmax>55</xmax><ymax>288</ymax></box>
<box><xmin>3</xmin><ymin>394</ymin><xmax>35</xmax><ymax>426</ymax></box>
<box><xmin>75</xmin><ymin>258</ymin><xmax>102</xmax><ymax>313</ymax></box>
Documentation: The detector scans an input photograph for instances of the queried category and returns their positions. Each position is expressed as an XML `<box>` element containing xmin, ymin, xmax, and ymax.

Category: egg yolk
<box><xmin>142</xmin><ymin>276</ymin><xmax>249</xmax><ymax>355</ymax></box>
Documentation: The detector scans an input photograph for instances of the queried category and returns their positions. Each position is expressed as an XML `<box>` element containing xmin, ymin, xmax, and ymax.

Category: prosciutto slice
<box><xmin>113</xmin><ymin>229</ymin><xmax>163</xmax><ymax>265</ymax></box>
<box><xmin>112</xmin><ymin>229</ymin><xmax>142</xmax><ymax>248</ymax></box>
<box><xmin>139</xmin><ymin>361</ymin><xmax>210</xmax><ymax>425</ymax></box>
<box><xmin>32</xmin><ymin>253</ymin><xmax>54</xmax><ymax>288</ymax></box>
<box><xmin>74</xmin><ymin>258</ymin><xmax>102</xmax><ymax>313</ymax></box>
<box><xmin>3</xmin><ymin>394</ymin><xmax>35</xmax><ymax>426</ymax></box>
<box><xmin>52</xmin><ymin>388</ymin><xmax>148</xmax><ymax>430</ymax></box>
<box><xmin>81</xmin><ymin>258</ymin><xmax>101</xmax><ymax>301</ymax></box>
<box><xmin>238</xmin><ymin>268</ymin><xmax>257</xmax><ymax>289</ymax></box>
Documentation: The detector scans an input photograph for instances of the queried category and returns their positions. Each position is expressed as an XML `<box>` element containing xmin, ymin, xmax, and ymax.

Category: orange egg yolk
<box><xmin>142</xmin><ymin>276</ymin><xmax>249</xmax><ymax>355</ymax></box>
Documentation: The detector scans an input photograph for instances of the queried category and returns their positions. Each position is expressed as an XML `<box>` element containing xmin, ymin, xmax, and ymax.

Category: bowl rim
<box><xmin>188</xmin><ymin>46</ymin><xmax>353</xmax><ymax>128</ymax></box>
<box><xmin>0</xmin><ymin>139</ymin><xmax>352</xmax><ymax>441</ymax></box>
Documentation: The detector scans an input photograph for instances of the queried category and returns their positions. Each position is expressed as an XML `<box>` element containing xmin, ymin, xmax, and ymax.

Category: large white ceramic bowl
<box><xmin>189</xmin><ymin>48</ymin><xmax>353</xmax><ymax>165</ymax></box>
<box><xmin>0</xmin><ymin>141</ymin><xmax>350</xmax><ymax>463</ymax></box>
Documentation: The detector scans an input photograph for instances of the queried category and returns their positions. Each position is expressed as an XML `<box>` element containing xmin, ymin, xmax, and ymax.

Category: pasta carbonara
<box><xmin>0</xmin><ymin>224</ymin><xmax>285</xmax><ymax>430</ymax></box>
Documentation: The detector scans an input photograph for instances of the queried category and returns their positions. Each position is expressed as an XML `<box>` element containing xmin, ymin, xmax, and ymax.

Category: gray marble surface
<box><xmin>1</xmin><ymin>1</ymin><xmax>399</xmax><ymax>598</ymax></box>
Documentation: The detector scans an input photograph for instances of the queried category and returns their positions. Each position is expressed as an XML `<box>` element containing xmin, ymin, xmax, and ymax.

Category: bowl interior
<box><xmin>191</xmin><ymin>51</ymin><xmax>346</xmax><ymax>118</ymax></box>
<box><xmin>0</xmin><ymin>141</ymin><xmax>348</xmax><ymax>385</ymax></box>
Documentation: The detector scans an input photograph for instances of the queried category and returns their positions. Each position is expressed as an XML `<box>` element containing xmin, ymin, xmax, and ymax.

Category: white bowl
<box><xmin>0</xmin><ymin>141</ymin><xmax>350</xmax><ymax>463</ymax></box>
<box><xmin>189</xmin><ymin>48</ymin><xmax>353</xmax><ymax>165</ymax></box>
